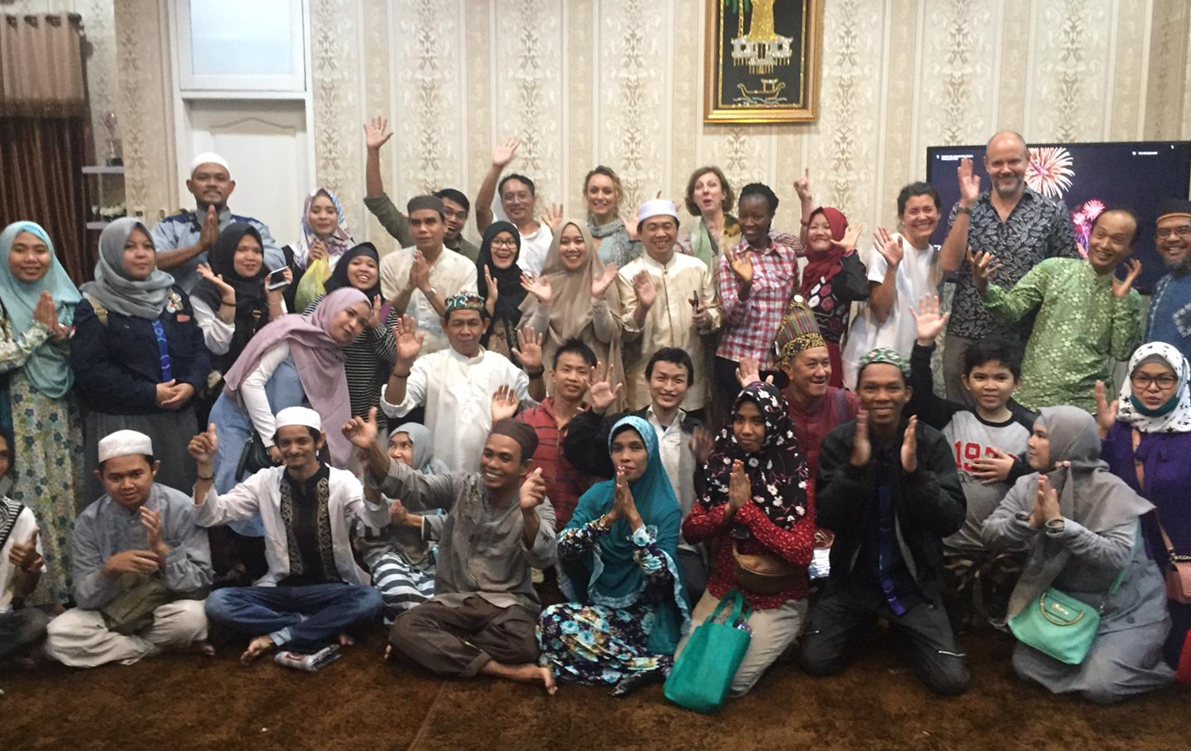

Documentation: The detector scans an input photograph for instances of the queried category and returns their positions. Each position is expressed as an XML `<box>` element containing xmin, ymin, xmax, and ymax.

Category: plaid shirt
<box><xmin>518</xmin><ymin>399</ymin><xmax>590</xmax><ymax>528</ymax></box>
<box><xmin>716</xmin><ymin>237</ymin><xmax>800</xmax><ymax>365</ymax></box>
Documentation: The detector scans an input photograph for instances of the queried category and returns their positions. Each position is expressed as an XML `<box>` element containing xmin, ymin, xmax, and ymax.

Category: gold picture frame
<box><xmin>704</xmin><ymin>0</ymin><xmax>823</xmax><ymax>123</ymax></box>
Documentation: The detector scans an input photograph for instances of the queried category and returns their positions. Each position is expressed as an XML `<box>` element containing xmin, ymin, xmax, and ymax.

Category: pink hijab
<box><xmin>223</xmin><ymin>287</ymin><xmax>368</xmax><ymax>467</ymax></box>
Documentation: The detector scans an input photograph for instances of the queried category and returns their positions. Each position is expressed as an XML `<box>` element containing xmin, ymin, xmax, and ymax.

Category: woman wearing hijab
<box><xmin>289</xmin><ymin>187</ymin><xmax>355</xmax><ymax>270</ymax></box>
<box><xmin>798</xmin><ymin>206</ymin><xmax>868</xmax><ymax>387</ymax></box>
<box><xmin>538</xmin><ymin>415</ymin><xmax>689</xmax><ymax>695</ymax></box>
<box><xmin>359</xmin><ymin>422</ymin><xmax>449</xmax><ymax>623</ymax></box>
<box><xmin>73</xmin><ymin>218</ymin><xmax>210</xmax><ymax>501</ymax></box>
<box><xmin>982</xmin><ymin>406</ymin><xmax>1175</xmax><ymax>704</ymax></box>
<box><xmin>304</xmin><ymin>242</ymin><xmax>398</xmax><ymax>433</ymax></box>
<box><xmin>0</xmin><ymin>222</ymin><xmax>83</xmax><ymax>603</ymax></box>
<box><xmin>520</xmin><ymin>218</ymin><xmax>624</xmax><ymax>410</ymax></box>
<box><xmin>476</xmin><ymin>221</ymin><xmax>526</xmax><ymax>362</ymax></box>
<box><xmin>1096</xmin><ymin>342</ymin><xmax>1191</xmax><ymax>675</ymax></box>
<box><xmin>679</xmin><ymin>382</ymin><xmax>816</xmax><ymax>697</ymax></box>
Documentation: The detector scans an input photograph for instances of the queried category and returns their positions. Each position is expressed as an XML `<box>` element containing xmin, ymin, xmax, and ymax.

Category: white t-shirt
<box><xmin>379</xmin><ymin>246</ymin><xmax>480</xmax><ymax>355</ymax></box>
<box><xmin>517</xmin><ymin>224</ymin><xmax>554</xmax><ymax>276</ymax></box>
<box><xmin>0</xmin><ymin>500</ymin><xmax>40</xmax><ymax>613</ymax></box>
<box><xmin>842</xmin><ymin>233</ymin><xmax>941</xmax><ymax>388</ymax></box>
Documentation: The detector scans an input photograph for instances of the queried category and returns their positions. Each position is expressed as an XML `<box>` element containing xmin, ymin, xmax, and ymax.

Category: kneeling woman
<box><xmin>678</xmin><ymin>382</ymin><xmax>815</xmax><ymax>697</ymax></box>
<box><xmin>982</xmin><ymin>406</ymin><xmax>1174</xmax><ymax>704</ymax></box>
<box><xmin>538</xmin><ymin>415</ymin><xmax>689</xmax><ymax>694</ymax></box>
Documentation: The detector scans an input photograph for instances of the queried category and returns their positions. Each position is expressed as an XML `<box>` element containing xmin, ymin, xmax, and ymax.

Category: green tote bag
<box><xmin>664</xmin><ymin>589</ymin><xmax>752</xmax><ymax>713</ymax></box>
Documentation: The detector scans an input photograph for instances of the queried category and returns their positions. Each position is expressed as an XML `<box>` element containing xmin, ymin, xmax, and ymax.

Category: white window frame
<box><xmin>174</xmin><ymin>0</ymin><xmax>307</xmax><ymax>93</ymax></box>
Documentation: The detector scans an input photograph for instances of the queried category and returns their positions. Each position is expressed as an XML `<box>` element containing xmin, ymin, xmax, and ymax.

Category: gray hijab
<box><xmin>80</xmin><ymin>217</ymin><xmax>175</xmax><ymax>319</ymax></box>
<box><xmin>391</xmin><ymin>422</ymin><xmax>449</xmax><ymax>475</ymax></box>
<box><xmin>1007</xmin><ymin>406</ymin><xmax>1153</xmax><ymax>617</ymax></box>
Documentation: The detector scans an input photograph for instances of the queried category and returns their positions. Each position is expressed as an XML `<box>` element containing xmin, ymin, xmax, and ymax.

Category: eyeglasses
<box><xmin>1156</xmin><ymin>226</ymin><xmax>1191</xmax><ymax>240</ymax></box>
<box><xmin>491</xmin><ymin>239</ymin><xmax>518</xmax><ymax>249</ymax></box>
<box><xmin>1131</xmin><ymin>373</ymin><xmax>1178</xmax><ymax>390</ymax></box>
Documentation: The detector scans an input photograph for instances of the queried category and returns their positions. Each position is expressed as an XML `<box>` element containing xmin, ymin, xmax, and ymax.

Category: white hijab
<box><xmin>1115</xmin><ymin>342</ymin><xmax>1191</xmax><ymax>434</ymax></box>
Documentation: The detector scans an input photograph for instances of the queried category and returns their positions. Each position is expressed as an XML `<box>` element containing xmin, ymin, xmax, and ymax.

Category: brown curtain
<box><xmin>0</xmin><ymin>14</ymin><xmax>90</xmax><ymax>283</ymax></box>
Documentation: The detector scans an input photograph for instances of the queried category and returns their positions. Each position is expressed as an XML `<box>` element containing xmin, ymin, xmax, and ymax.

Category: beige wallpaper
<box><xmin>105</xmin><ymin>0</ymin><xmax>1191</xmax><ymax>254</ymax></box>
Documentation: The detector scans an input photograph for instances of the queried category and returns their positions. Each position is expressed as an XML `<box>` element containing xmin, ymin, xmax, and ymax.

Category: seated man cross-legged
<box><xmin>189</xmin><ymin>407</ymin><xmax>387</xmax><ymax>664</ymax></box>
<box><xmin>45</xmin><ymin>430</ymin><xmax>213</xmax><ymax>668</ymax></box>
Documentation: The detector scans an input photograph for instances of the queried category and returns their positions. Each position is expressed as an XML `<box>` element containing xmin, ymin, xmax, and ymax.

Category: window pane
<box><xmin>189</xmin><ymin>0</ymin><xmax>296</xmax><ymax>77</ymax></box>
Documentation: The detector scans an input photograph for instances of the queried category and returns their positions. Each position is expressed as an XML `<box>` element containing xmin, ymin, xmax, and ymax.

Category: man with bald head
<box><xmin>938</xmin><ymin>131</ymin><xmax>1079</xmax><ymax>402</ymax></box>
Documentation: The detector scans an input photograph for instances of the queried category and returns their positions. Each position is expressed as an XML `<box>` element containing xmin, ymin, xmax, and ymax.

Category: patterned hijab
<box><xmin>293</xmin><ymin>187</ymin><xmax>354</xmax><ymax>269</ymax></box>
<box><xmin>702</xmin><ymin>382</ymin><xmax>809</xmax><ymax>533</ymax></box>
<box><xmin>1116</xmin><ymin>342</ymin><xmax>1191</xmax><ymax>434</ymax></box>
<box><xmin>0</xmin><ymin>222</ymin><xmax>81</xmax><ymax>398</ymax></box>
<box><xmin>81</xmin><ymin>218</ymin><xmax>175</xmax><ymax>320</ymax></box>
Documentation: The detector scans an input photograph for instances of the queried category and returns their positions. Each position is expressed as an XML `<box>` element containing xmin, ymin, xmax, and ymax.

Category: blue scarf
<box><xmin>0</xmin><ymin>222</ymin><xmax>82</xmax><ymax>398</ymax></box>
<box><xmin>559</xmin><ymin>415</ymin><xmax>689</xmax><ymax>655</ymax></box>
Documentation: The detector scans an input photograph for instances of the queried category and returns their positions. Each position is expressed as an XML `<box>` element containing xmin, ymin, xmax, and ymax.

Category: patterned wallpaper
<box><xmin>101</xmin><ymin>0</ymin><xmax>1191</xmax><ymax>253</ymax></box>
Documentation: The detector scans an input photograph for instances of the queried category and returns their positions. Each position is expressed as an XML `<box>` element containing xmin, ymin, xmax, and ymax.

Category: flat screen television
<box><xmin>925</xmin><ymin>141</ymin><xmax>1191</xmax><ymax>294</ymax></box>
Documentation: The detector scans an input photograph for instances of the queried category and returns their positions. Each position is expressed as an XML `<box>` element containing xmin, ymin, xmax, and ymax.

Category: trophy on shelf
<box><xmin>103</xmin><ymin>112</ymin><xmax>123</xmax><ymax>166</ymax></box>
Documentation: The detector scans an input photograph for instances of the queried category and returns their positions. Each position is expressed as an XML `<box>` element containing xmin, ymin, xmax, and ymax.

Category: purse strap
<box><xmin>709</xmin><ymin>589</ymin><xmax>749</xmax><ymax>626</ymax></box>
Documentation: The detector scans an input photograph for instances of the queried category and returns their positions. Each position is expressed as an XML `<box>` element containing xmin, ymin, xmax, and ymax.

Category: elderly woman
<box><xmin>1096</xmin><ymin>342</ymin><xmax>1191</xmax><ymax>675</ymax></box>
<box><xmin>476</xmin><ymin>221</ymin><xmax>527</xmax><ymax>362</ymax></box>
<box><xmin>520</xmin><ymin>218</ymin><xmax>623</xmax><ymax>408</ymax></box>
<box><xmin>584</xmin><ymin>166</ymin><xmax>640</xmax><ymax>267</ymax></box>
<box><xmin>796</xmin><ymin>205</ymin><xmax>867</xmax><ymax>388</ymax></box>
<box><xmin>72</xmin><ymin>218</ymin><xmax>210</xmax><ymax>501</ymax></box>
<box><xmin>0</xmin><ymin>222</ymin><xmax>83</xmax><ymax>603</ymax></box>
<box><xmin>538</xmin><ymin>415</ymin><xmax>689</xmax><ymax>695</ymax></box>
<box><xmin>982</xmin><ymin>406</ymin><xmax>1174</xmax><ymax>703</ymax></box>
<box><xmin>677</xmin><ymin>166</ymin><xmax>739</xmax><ymax>269</ymax></box>
<box><xmin>680</xmin><ymin>382</ymin><xmax>815</xmax><ymax>697</ymax></box>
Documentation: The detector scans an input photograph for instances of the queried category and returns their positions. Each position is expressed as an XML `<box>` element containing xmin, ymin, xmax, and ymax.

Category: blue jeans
<box><xmin>205</xmin><ymin>583</ymin><xmax>383</xmax><ymax>649</ymax></box>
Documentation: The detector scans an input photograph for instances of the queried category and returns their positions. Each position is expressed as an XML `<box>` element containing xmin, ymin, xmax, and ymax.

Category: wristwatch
<box><xmin>955</xmin><ymin>205</ymin><xmax>973</xmax><ymax>216</ymax></box>
<box><xmin>425</xmin><ymin>286</ymin><xmax>438</xmax><ymax>298</ymax></box>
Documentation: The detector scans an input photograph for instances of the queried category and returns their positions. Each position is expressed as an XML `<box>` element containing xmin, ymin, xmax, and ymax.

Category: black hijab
<box><xmin>476</xmin><ymin>221</ymin><xmax>526</xmax><ymax>347</ymax></box>
<box><xmin>325</xmin><ymin>242</ymin><xmax>382</xmax><ymax>301</ymax></box>
<box><xmin>192</xmin><ymin>222</ymin><xmax>270</xmax><ymax>367</ymax></box>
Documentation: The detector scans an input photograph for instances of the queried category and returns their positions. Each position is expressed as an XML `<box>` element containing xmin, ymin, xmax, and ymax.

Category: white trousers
<box><xmin>44</xmin><ymin>599</ymin><xmax>208</xmax><ymax>668</ymax></box>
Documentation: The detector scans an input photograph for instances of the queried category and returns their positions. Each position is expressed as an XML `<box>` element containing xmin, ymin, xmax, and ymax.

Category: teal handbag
<box><xmin>663</xmin><ymin>589</ymin><xmax>752</xmax><ymax>713</ymax></box>
<box><xmin>1008</xmin><ymin>568</ymin><xmax>1126</xmax><ymax>666</ymax></box>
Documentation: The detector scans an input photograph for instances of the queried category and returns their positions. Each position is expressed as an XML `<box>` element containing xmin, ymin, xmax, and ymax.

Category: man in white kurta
<box><xmin>381</xmin><ymin>294</ymin><xmax>545</xmax><ymax>472</ymax></box>
<box><xmin>189</xmin><ymin>407</ymin><xmax>388</xmax><ymax>664</ymax></box>
<box><xmin>0</xmin><ymin>496</ymin><xmax>49</xmax><ymax>664</ymax></box>
<box><xmin>617</xmin><ymin>200</ymin><xmax>721</xmax><ymax>413</ymax></box>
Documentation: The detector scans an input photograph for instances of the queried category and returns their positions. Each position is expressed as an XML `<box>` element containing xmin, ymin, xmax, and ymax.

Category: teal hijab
<box><xmin>0</xmin><ymin>222</ymin><xmax>81</xmax><ymax>398</ymax></box>
<box><xmin>559</xmin><ymin>415</ymin><xmax>690</xmax><ymax>655</ymax></box>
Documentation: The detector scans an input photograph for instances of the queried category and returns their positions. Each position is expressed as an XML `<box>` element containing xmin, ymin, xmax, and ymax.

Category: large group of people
<box><xmin>1</xmin><ymin>127</ymin><xmax>1189</xmax><ymax>709</ymax></box>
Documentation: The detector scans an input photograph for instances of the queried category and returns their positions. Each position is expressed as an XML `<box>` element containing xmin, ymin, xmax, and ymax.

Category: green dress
<box><xmin>0</xmin><ymin>311</ymin><xmax>84</xmax><ymax>604</ymax></box>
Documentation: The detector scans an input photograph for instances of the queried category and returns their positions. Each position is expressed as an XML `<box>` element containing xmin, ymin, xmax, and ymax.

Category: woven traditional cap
<box><xmin>773</xmin><ymin>295</ymin><xmax>826</xmax><ymax>366</ymax></box>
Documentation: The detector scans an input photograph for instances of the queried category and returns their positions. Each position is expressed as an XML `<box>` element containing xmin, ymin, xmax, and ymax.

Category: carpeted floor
<box><xmin>1</xmin><ymin>624</ymin><xmax>1187</xmax><ymax>751</ymax></box>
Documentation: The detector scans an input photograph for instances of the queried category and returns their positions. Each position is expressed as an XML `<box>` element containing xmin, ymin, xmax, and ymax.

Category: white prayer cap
<box><xmin>636</xmin><ymin>199</ymin><xmax>680</xmax><ymax>231</ymax></box>
<box><xmin>190</xmin><ymin>152</ymin><xmax>231</xmax><ymax>176</ymax></box>
<box><xmin>98</xmin><ymin>430</ymin><xmax>154</xmax><ymax>463</ymax></box>
<box><xmin>275</xmin><ymin>406</ymin><xmax>322</xmax><ymax>432</ymax></box>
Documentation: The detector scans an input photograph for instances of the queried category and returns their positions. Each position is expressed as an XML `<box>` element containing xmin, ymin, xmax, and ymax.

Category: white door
<box><xmin>182</xmin><ymin>99</ymin><xmax>309</xmax><ymax>247</ymax></box>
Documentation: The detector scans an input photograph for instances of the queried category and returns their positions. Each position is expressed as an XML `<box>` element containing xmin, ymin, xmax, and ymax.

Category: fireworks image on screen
<box><xmin>1071</xmin><ymin>199</ymin><xmax>1106</xmax><ymax>259</ymax></box>
<box><xmin>1026</xmin><ymin>146</ymin><xmax>1075</xmax><ymax>200</ymax></box>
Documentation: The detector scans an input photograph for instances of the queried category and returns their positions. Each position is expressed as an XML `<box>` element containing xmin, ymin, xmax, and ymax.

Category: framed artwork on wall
<box><xmin>704</xmin><ymin>0</ymin><xmax>823</xmax><ymax>123</ymax></box>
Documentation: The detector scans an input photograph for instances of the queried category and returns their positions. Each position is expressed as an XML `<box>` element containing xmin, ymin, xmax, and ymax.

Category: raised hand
<box><xmin>308</xmin><ymin>238</ymin><xmax>329</xmax><ymax>263</ymax></box>
<box><xmin>483</xmin><ymin>266</ymin><xmax>499</xmax><ymax>309</ymax></box>
<box><xmin>725</xmin><ymin>246</ymin><xmax>754</xmax><ymax>286</ymax></box>
<box><xmin>1112</xmin><ymin>258</ymin><xmax>1142</xmax><ymax>299</ymax></box>
<box><xmin>901</xmin><ymin>415</ymin><xmax>919</xmax><ymax>473</ymax></box>
<box><xmin>407</xmin><ymin>251</ymin><xmax>431</xmax><ymax>294</ymax></box>
<box><xmin>690</xmin><ymin>425</ymin><xmax>714</xmax><ymax>466</ymax></box>
<box><xmin>519</xmin><ymin>467</ymin><xmax>547</xmax><ymax>510</ymax></box>
<box><xmin>968</xmin><ymin>249</ymin><xmax>1001</xmax><ymax>293</ymax></box>
<box><xmin>366</xmin><ymin>295</ymin><xmax>382</xmax><ymax>329</ymax></box>
<box><xmin>793</xmin><ymin>168</ymin><xmax>813</xmax><ymax>203</ymax></box>
<box><xmin>727</xmin><ymin>459</ymin><xmax>751</xmax><ymax>512</ymax></box>
<box><xmin>491</xmin><ymin>384</ymin><xmax>520</xmax><ymax>422</ymax></box>
<box><xmin>188</xmin><ymin>423</ymin><xmax>219</xmax><ymax>467</ymax></box>
<box><xmin>1029</xmin><ymin>474</ymin><xmax>1061</xmax><ymax>528</ymax></box>
<box><xmin>910</xmin><ymin>293</ymin><xmax>950</xmax><ymax>346</ymax></box>
<box><xmin>591</xmin><ymin>263</ymin><xmax>618</xmax><ymax>299</ymax></box>
<box><xmin>541</xmin><ymin>203</ymin><xmax>563</xmax><ymax>234</ymax></box>
<box><xmin>199</xmin><ymin>205</ymin><xmax>220</xmax><ymax>250</ymax></box>
<box><xmin>197</xmin><ymin>263</ymin><xmax>236</xmax><ymax>298</ymax></box>
<box><xmin>511</xmin><ymin>325</ymin><xmax>543</xmax><ymax>372</ymax></box>
<box><xmin>8</xmin><ymin>528</ymin><xmax>41</xmax><ymax>571</ymax></box>
<box><xmin>520</xmin><ymin>272</ymin><xmax>553</xmax><ymax>304</ymax></box>
<box><xmin>735</xmin><ymin>355</ymin><xmax>771</xmax><ymax>387</ymax></box>
<box><xmin>970</xmin><ymin>446</ymin><xmax>1015</xmax><ymax>485</ymax></box>
<box><xmin>632</xmin><ymin>269</ymin><xmax>660</xmax><ymax>310</ymax></box>
<box><xmin>838</xmin><ymin>223</ymin><xmax>864</xmax><ymax>254</ymax></box>
<box><xmin>1093</xmin><ymin>380</ymin><xmax>1118</xmax><ymax>439</ymax></box>
<box><xmin>493</xmin><ymin>137</ymin><xmax>521</xmax><ymax>168</ymax></box>
<box><xmin>393</xmin><ymin>315</ymin><xmax>424</xmax><ymax>363</ymax></box>
<box><xmin>957</xmin><ymin>157</ymin><xmax>981</xmax><ymax>206</ymax></box>
<box><xmin>588</xmin><ymin>360</ymin><xmax>623</xmax><ymax>414</ymax></box>
<box><xmin>874</xmin><ymin>226</ymin><xmax>904</xmax><ymax>267</ymax></box>
<box><xmin>363</xmin><ymin>116</ymin><xmax>393</xmax><ymax>150</ymax></box>
<box><xmin>140</xmin><ymin>507</ymin><xmax>169</xmax><ymax>557</ymax></box>
<box><xmin>342</xmin><ymin>406</ymin><xmax>380</xmax><ymax>449</ymax></box>
<box><xmin>264</xmin><ymin>268</ymin><xmax>293</xmax><ymax>309</ymax></box>
<box><xmin>850</xmin><ymin>410</ymin><xmax>871</xmax><ymax>467</ymax></box>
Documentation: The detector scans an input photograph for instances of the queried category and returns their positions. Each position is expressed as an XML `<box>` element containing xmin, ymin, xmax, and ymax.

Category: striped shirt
<box><xmin>716</xmin><ymin>236</ymin><xmax>800</xmax><ymax>365</ymax></box>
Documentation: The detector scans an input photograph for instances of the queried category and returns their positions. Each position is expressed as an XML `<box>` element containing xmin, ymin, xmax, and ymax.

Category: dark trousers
<box><xmin>798</xmin><ymin>579</ymin><xmax>970</xmax><ymax>696</ymax></box>
<box><xmin>678</xmin><ymin>548</ymin><xmax>708</xmax><ymax>605</ymax></box>
<box><xmin>389</xmin><ymin>597</ymin><xmax>538</xmax><ymax>678</ymax></box>
<box><xmin>0</xmin><ymin>608</ymin><xmax>49</xmax><ymax>662</ymax></box>
<box><xmin>205</xmin><ymin>583</ymin><xmax>383</xmax><ymax>649</ymax></box>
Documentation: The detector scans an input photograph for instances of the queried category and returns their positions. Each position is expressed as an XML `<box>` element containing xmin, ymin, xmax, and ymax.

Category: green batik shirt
<box><xmin>981</xmin><ymin>257</ymin><xmax>1141</xmax><ymax>413</ymax></box>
